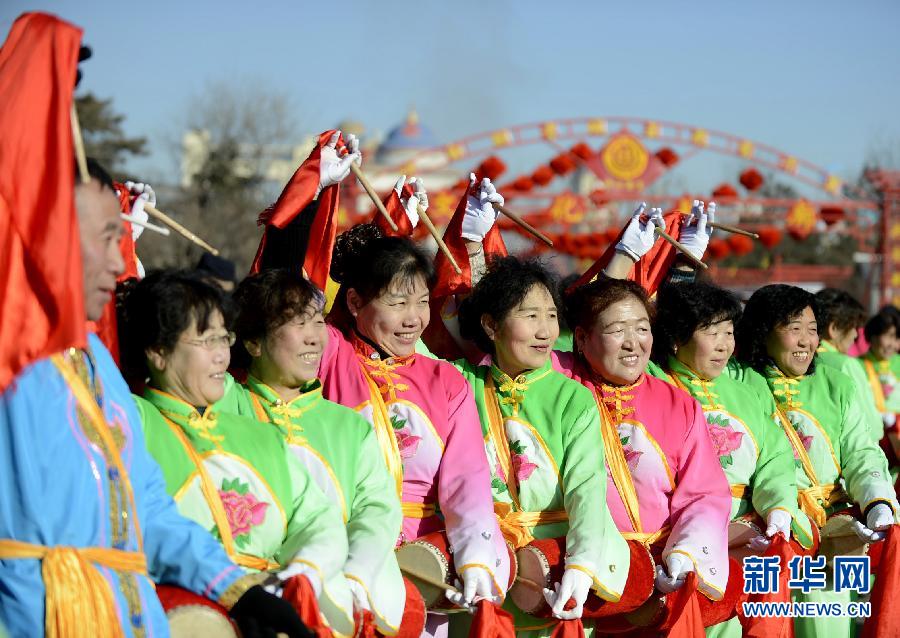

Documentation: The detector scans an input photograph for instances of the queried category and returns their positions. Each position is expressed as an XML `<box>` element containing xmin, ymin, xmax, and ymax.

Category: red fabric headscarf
<box><xmin>0</xmin><ymin>12</ymin><xmax>85</xmax><ymax>390</ymax></box>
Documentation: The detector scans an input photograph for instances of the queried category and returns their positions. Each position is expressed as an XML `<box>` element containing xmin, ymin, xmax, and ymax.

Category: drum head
<box><xmin>728</xmin><ymin>517</ymin><xmax>764</xmax><ymax>563</ymax></box>
<box><xmin>820</xmin><ymin>513</ymin><xmax>869</xmax><ymax>563</ymax></box>
<box><xmin>395</xmin><ymin>540</ymin><xmax>450</xmax><ymax>608</ymax></box>
<box><xmin>168</xmin><ymin>605</ymin><xmax>238</xmax><ymax>638</ymax></box>
<box><xmin>510</xmin><ymin>545</ymin><xmax>552</xmax><ymax>615</ymax></box>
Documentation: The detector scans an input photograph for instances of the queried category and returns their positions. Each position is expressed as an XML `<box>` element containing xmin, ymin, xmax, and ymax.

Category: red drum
<box><xmin>601</xmin><ymin>557</ymin><xmax>746</xmax><ymax>631</ymax></box>
<box><xmin>382</xmin><ymin>577</ymin><xmax>426</xmax><ymax>638</ymax></box>
<box><xmin>509</xmin><ymin>536</ymin><xmax>656</xmax><ymax>619</ymax></box>
<box><xmin>394</xmin><ymin>529</ymin><xmax>517</xmax><ymax>610</ymax></box>
<box><xmin>157</xmin><ymin>585</ymin><xmax>238</xmax><ymax>638</ymax></box>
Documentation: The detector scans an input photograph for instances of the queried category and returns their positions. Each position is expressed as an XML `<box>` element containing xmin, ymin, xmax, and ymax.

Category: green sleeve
<box><xmin>277</xmin><ymin>450</ymin><xmax>350</xmax><ymax>577</ymax></box>
<box><xmin>645</xmin><ymin>360</ymin><xmax>672</xmax><ymax>383</ymax></box>
<box><xmin>747</xmin><ymin>393</ymin><xmax>814</xmax><ymax>548</ymax></box>
<box><xmin>836</xmin><ymin>381</ymin><xmax>897</xmax><ymax>515</ymax></box>
<box><xmin>343</xmin><ymin>425</ymin><xmax>403</xmax><ymax>586</ymax></box>
<box><xmin>842</xmin><ymin>357</ymin><xmax>885</xmax><ymax>444</ymax></box>
<box><xmin>561</xmin><ymin>405</ymin><xmax>629</xmax><ymax>601</ymax></box>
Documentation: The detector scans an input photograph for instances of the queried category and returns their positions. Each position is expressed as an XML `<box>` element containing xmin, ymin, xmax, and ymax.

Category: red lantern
<box><xmin>707</xmin><ymin>239</ymin><xmax>731</xmax><ymax>259</ymax></box>
<box><xmin>478</xmin><ymin>155</ymin><xmax>507</xmax><ymax>181</ymax></box>
<box><xmin>712</xmin><ymin>183</ymin><xmax>738</xmax><ymax>199</ymax></box>
<box><xmin>739</xmin><ymin>168</ymin><xmax>764</xmax><ymax>192</ymax></box>
<box><xmin>819</xmin><ymin>206</ymin><xmax>845</xmax><ymax>226</ymax></box>
<box><xmin>511</xmin><ymin>176</ymin><xmax>534</xmax><ymax>192</ymax></box>
<box><xmin>589</xmin><ymin>189</ymin><xmax>608</xmax><ymax>207</ymax></box>
<box><xmin>727</xmin><ymin>234</ymin><xmax>754</xmax><ymax>256</ymax></box>
<box><xmin>570</xmin><ymin>142</ymin><xmax>593</xmax><ymax>160</ymax></box>
<box><xmin>757</xmin><ymin>227</ymin><xmax>782</xmax><ymax>249</ymax></box>
<box><xmin>549</xmin><ymin>154</ymin><xmax>576</xmax><ymax>175</ymax></box>
<box><xmin>532</xmin><ymin>166</ymin><xmax>554</xmax><ymax>186</ymax></box>
<box><xmin>655</xmin><ymin>147</ymin><xmax>679</xmax><ymax>167</ymax></box>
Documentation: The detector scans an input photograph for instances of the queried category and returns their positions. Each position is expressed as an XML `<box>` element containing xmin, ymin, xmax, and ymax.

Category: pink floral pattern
<box><xmin>218</xmin><ymin>478</ymin><xmax>269</xmax><ymax>548</ymax></box>
<box><xmin>622</xmin><ymin>445</ymin><xmax>643</xmax><ymax>471</ymax></box>
<box><xmin>395</xmin><ymin>429</ymin><xmax>421</xmax><ymax>459</ymax></box>
<box><xmin>509</xmin><ymin>440</ymin><xmax>539</xmax><ymax>482</ymax></box>
<box><xmin>708</xmin><ymin>424</ymin><xmax>743</xmax><ymax>457</ymax></box>
<box><xmin>390</xmin><ymin>415</ymin><xmax>421</xmax><ymax>460</ymax></box>
<box><xmin>792</xmin><ymin>433</ymin><xmax>814</xmax><ymax>460</ymax></box>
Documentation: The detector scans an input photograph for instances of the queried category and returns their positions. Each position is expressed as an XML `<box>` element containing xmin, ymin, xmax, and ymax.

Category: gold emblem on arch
<box><xmin>601</xmin><ymin>134</ymin><xmax>649</xmax><ymax>181</ymax></box>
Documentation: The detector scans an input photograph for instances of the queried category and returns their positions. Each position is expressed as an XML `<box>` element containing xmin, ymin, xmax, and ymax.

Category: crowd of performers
<box><xmin>3</xmin><ymin>12</ymin><xmax>900</xmax><ymax>638</ymax></box>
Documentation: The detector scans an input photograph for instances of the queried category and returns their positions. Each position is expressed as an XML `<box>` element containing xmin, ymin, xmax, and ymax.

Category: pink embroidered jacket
<box><xmin>318</xmin><ymin>325</ymin><xmax>510</xmax><ymax>595</ymax></box>
<box><xmin>552</xmin><ymin>351</ymin><xmax>732</xmax><ymax>599</ymax></box>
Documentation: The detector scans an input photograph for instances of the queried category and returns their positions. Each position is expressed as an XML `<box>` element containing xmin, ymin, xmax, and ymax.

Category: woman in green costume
<box><xmin>735</xmin><ymin>283</ymin><xmax>898</xmax><ymax>638</ymax></box>
<box><xmin>119</xmin><ymin>270</ymin><xmax>355</xmax><ymax>636</ymax></box>
<box><xmin>454</xmin><ymin>257</ymin><xmax>630</xmax><ymax>637</ymax></box>
<box><xmin>861</xmin><ymin>310</ymin><xmax>900</xmax><ymax>421</ymax></box>
<box><xmin>650</xmin><ymin>281</ymin><xmax>815</xmax><ymax>637</ymax></box>
<box><xmin>221</xmin><ymin>268</ymin><xmax>407</xmax><ymax>635</ymax></box>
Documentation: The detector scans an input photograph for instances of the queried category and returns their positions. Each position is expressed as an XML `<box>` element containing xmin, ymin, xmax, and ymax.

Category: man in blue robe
<box><xmin>0</xmin><ymin>157</ymin><xmax>310</xmax><ymax>638</ymax></box>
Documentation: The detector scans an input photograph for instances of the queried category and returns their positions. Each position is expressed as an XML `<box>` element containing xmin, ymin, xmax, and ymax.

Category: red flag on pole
<box><xmin>571</xmin><ymin>211</ymin><xmax>685</xmax><ymax>297</ymax></box>
<box><xmin>432</xmin><ymin>183</ymin><xmax>507</xmax><ymax>298</ymax></box>
<box><xmin>250</xmin><ymin>130</ymin><xmax>344</xmax><ymax>289</ymax></box>
<box><xmin>373</xmin><ymin>182</ymin><xmax>414</xmax><ymax>237</ymax></box>
<box><xmin>0</xmin><ymin>12</ymin><xmax>84</xmax><ymax>391</ymax></box>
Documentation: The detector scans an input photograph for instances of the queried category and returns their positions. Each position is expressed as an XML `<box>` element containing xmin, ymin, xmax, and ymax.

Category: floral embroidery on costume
<box><xmin>215</xmin><ymin>477</ymin><xmax>269</xmax><ymax>548</ymax></box>
<box><xmin>705</xmin><ymin>413</ymin><xmax>744</xmax><ymax>468</ymax></box>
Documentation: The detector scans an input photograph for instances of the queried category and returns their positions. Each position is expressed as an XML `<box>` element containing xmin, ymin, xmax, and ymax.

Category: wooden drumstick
<box><xmin>653</xmin><ymin>227</ymin><xmax>708</xmax><ymax>270</ymax></box>
<box><xmin>349</xmin><ymin>163</ymin><xmax>399</xmax><ymax>232</ymax></box>
<box><xmin>513</xmin><ymin>576</ymin><xmax>548</xmax><ymax>592</ymax></box>
<box><xmin>144</xmin><ymin>204</ymin><xmax>221</xmax><ymax>256</ymax></box>
<box><xmin>495</xmin><ymin>203</ymin><xmax>554</xmax><ymax>247</ymax></box>
<box><xmin>399</xmin><ymin>565</ymin><xmax>462</xmax><ymax>595</ymax></box>
<box><xmin>417</xmin><ymin>205</ymin><xmax>462</xmax><ymax>274</ymax></box>
<box><xmin>679</xmin><ymin>212</ymin><xmax>759</xmax><ymax>238</ymax></box>
<box><xmin>70</xmin><ymin>103</ymin><xmax>90</xmax><ymax>184</ymax></box>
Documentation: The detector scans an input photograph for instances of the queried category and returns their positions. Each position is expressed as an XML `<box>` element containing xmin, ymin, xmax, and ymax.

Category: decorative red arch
<box><xmin>388</xmin><ymin>116</ymin><xmax>853</xmax><ymax>198</ymax></box>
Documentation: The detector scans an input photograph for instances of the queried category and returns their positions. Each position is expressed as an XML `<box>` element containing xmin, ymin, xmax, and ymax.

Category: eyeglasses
<box><xmin>180</xmin><ymin>331</ymin><xmax>236</xmax><ymax>351</ymax></box>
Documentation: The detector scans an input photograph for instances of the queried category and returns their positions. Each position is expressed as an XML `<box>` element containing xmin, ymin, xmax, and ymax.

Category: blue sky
<box><xmin>4</xmin><ymin>0</ymin><xmax>899</xmax><ymax>191</ymax></box>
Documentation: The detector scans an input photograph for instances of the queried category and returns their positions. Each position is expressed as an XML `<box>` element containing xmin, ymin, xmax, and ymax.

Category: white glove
<box><xmin>883</xmin><ymin>413</ymin><xmax>896</xmax><ymax>429</ymax></box>
<box><xmin>393</xmin><ymin>175</ymin><xmax>425</xmax><ymax>228</ymax></box>
<box><xmin>123</xmin><ymin>181</ymin><xmax>155</xmax><ymax>242</ymax></box>
<box><xmin>445</xmin><ymin>566</ymin><xmax>497</xmax><ymax>609</ymax></box>
<box><xmin>275</xmin><ymin>562</ymin><xmax>323</xmax><ymax>597</ymax></box>
<box><xmin>317</xmin><ymin>130</ymin><xmax>361</xmax><ymax>196</ymax></box>
<box><xmin>461</xmin><ymin>174</ymin><xmax>504</xmax><ymax>242</ymax></box>
<box><xmin>750</xmin><ymin>509</ymin><xmax>793</xmax><ymax>550</ymax></box>
<box><xmin>346</xmin><ymin>578</ymin><xmax>370</xmax><ymax>612</ymax></box>
<box><xmin>678</xmin><ymin>200</ymin><xmax>715</xmax><ymax>261</ymax></box>
<box><xmin>542</xmin><ymin>568</ymin><xmax>592</xmax><ymax>620</ymax></box>
<box><xmin>655</xmin><ymin>553</ymin><xmax>694</xmax><ymax>593</ymax></box>
<box><xmin>615</xmin><ymin>203</ymin><xmax>663</xmax><ymax>261</ymax></box>
<box><xmin>852</xmin><ymin>503</ymin><xmax>895</xmax><ymax>542</ymax></box>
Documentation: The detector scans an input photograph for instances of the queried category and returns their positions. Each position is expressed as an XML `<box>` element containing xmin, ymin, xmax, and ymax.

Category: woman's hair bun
<box><xmin>330</xmin><ymin>223</ymin><xmax>384</xmax><ymax>284</ymax></box>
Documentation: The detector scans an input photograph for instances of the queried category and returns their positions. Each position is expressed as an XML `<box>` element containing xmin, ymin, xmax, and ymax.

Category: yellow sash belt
<box><xmin>620</xmin><ymin>525</ymin><xmax>670</xmax><ymax>548</ymax></box>
<box><xmin>798</xmin><ymin>483</ymin><xmax>848</xmax><ymax>528</ymax></box>
<box><xmin>0</xmin><ymin>539</ymin><xmax>147</xmax><ymax>638</ymax></box>
<box><xmin>494</xmin><ymin>503</ymin><xmax>569</xmax><ymax>549</ymax></box>
<box><xmin>731</xmin><ymin>484</ymin><xmax>749</xmax><ymax>499</ymax></box>
<box><xmin>401</xmin><ymin>502</ymin><xmax>437</xmax><ymax>519</ymax></box>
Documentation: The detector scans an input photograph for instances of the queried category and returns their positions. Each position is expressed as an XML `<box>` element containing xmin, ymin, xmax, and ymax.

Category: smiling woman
<box><xmin>452</xmin><ymin>257</ymin><xmax>631</xmax><ymax>636</ymax></box>
<box><xmin>313</xmin><ymin>224</ymin><xmax>511</xmax><ymax>636</ymax></box>
<box><xmin>118</xmin><ymin>270</ymin><xmax>357</xmax><ymax>635</ymax></box>
<box><xmin>553</xmin><ymin>277</ymin><xmax>733</xmax><ymax>616</ymax></box>
<box><xmin>648</xmin><ymin>282</ymin><xmax>813</xmax><ymax>638</ymax></box>
<box><xmin>735</xmin><ymin>284</ymin><xmax>898</xmax><ymax>638</ymax></box>
<box><xmin>218</xmin><ymin>268</ymin><xmax>410</xmax><ymax>635</ymax></box>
